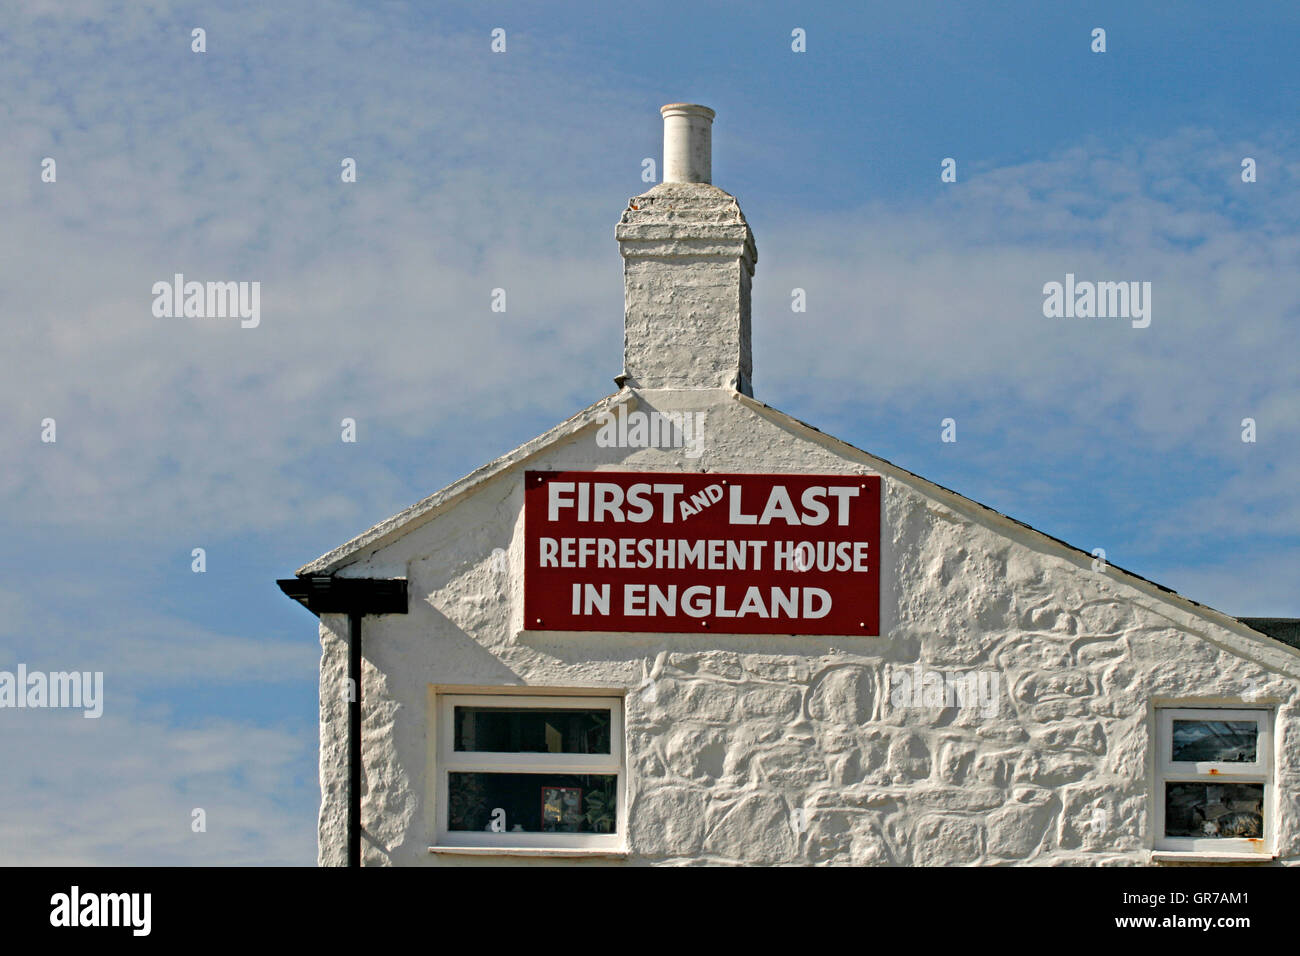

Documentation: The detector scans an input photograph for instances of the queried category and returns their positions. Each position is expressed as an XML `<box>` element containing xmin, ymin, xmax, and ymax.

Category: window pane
<box><xmin>1164</xmin><ymin>782</ymin><xmax>1264</xmax><ymax>838</ymax></box>
<box><xmin>448</xmin><ymin>772</ymin><xmax>618</xmax><ymax>833</ymax></box>
<box><xmin>1170</xmin><ymin>719</ymin><xmax>1257</xmax><ymax>762</ymax></box>
<box><xmin>454</xmin><ymin>706</ymin><xmax>611</xmax><ymax>754</ymax></box>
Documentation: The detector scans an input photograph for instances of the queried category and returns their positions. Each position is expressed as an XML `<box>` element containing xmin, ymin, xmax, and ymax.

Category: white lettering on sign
<box><xmin>728</xmin><ymin>483</ymin><xmax>859</xmax><ymax>526</ymax></box>
<box><xmin>550</xmin><ymin>481</ymin><xmax>859</xmax><ymax>526</ymax></box>
<box><xmin>536</xmin><ymin>537</ymin><xmax>869</xmax><ymax>572</ymax></box>
<box><xmin>614</xmin><ymin>584</ymin><xmax>831</xmax><ymax>619</ymax></box>
<box><xmin>549</xmin><ymin>481</ymin><xmax>686</xmax><ymax>522</ymax></box>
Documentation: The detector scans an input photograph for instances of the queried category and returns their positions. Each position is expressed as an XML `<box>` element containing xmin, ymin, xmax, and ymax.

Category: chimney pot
<box><xmin>661</xmin><ymin>103</ymin><xmax>715</xmax><ymax>184</ymax></box>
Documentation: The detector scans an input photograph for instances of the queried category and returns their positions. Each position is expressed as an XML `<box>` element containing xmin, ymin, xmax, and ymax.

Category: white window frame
<box><xmin>435</xmin><ymin>694</ymin><xmax>625</xmax><ymax>850</ymax></box>
<box><xmin>1154</xmin><ymin>707</ymin><xmax>1272</xmax><ymax>855</ymax></box>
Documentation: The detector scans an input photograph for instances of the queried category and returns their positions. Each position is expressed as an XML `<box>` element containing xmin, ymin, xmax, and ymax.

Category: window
<box><xmin>1154</xmin><ymin>708</ymin><xmax>1272</xmax><ymax>855</ymax></box>
<box><xmin>435</xmin><ymin>694</ymin><xmax>624</xmax><ymax>850</ymax></box>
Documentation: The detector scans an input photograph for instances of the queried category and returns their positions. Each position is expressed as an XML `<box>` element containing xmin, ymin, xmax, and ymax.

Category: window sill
<box><xmin>429</xmin><ymin>845</ymin><xmax>629</xmax><ymax>859</ymax></box>
<box><xmin>1151</xmin><ymin>850</ymin><xmax>1276</xmax><ymax>864</ymax></box>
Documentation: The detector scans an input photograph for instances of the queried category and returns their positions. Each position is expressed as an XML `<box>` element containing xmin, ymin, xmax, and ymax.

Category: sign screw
<box><xmin>535</xmin><ymin>618</ymin><xmax>542</xmax><ymax>624</ymax></box>
<box><xmin>701</xmin><ymin>621</ymin><xmax>709</xmax><ymax>627</ymax></box>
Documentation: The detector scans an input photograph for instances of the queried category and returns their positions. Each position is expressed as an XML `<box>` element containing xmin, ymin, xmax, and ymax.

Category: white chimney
<box><xmin>615</xmin><ymin>104</ymin><xmax>756</xmax><ymax>395</ymax></box>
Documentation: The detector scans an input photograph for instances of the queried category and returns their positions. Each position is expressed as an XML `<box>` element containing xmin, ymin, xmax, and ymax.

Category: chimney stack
<box><xmin>616</xmin><ymin>104</ymin><xmax>756</xmax><ymax>395</ymax></box>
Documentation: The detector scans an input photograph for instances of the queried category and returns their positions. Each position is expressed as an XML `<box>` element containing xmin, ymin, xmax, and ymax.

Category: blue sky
<box><xmin>1</xmin><ymin>0</ymin><xmax>1297</xmax><ymax>863</ymax></box>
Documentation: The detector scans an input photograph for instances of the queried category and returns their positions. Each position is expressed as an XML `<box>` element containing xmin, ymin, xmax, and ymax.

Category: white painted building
<box><xmin>281</xmin><ymin>104</ymin><xmax>1300</xmax><ymax>866</ymax></box>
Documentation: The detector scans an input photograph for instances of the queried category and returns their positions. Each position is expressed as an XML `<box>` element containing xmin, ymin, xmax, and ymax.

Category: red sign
<box><xmin>524</xmin><ymin>471</ymin><xmax>880</xmax><ymax>635</ymax></box>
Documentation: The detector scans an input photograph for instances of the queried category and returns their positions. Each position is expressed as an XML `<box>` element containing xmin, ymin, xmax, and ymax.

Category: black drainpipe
<box><xmin>277</xmin><ymin>575</ymin><xmax>408</xmax><ymax>867</ymax></box>
<box><xmin>347</xmin><ymin>609</ymin><xmax>363</xmax><ymax>867</ymax></box>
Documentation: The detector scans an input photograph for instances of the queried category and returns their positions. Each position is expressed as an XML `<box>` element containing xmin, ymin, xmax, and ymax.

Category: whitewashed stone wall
<box><xmin>314</xmin><ymin>387</ymin><xmax>1300</xmax><ymax>866</ymax></box>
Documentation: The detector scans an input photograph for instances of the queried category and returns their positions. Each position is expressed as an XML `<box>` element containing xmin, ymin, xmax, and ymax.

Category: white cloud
<box><xmin>0</xmin><ymin>705</ymin><xmax>314</xmax><ymax>865</ymax></box>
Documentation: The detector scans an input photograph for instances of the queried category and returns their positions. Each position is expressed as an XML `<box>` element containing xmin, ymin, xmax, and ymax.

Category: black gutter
<box><xmin>277</xmin><ymin>575</ymin><xmax>408</xmax><ymax>867</ymax></box>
